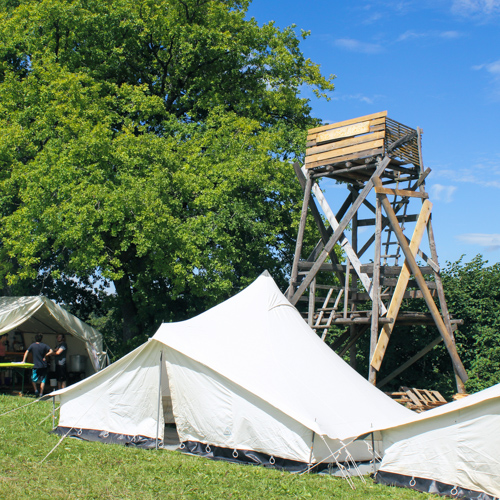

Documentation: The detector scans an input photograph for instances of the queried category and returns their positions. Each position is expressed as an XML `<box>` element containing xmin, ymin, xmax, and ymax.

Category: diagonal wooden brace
<box><xmin>370</xmin><ymin>199</ymin><xmax>432</xmax><ymax>371</ymax></box>
<box><xmin>290</xmin><ymin>156</ymin><xmax>392</xmax><ymax>306</ymax></box>
<box><xmin>301</xmin><ymin>166</ymin><xmax>387</xmax><ymax>315</ymax></box>
<box><xmin>293</xmin><ymin>163</ymin><xmax>346</xmax><ymax>287</ymax></box>
<box><xmin>371</xmin><ymin>176</ymin><xmax>468</xmax><ymax>383</ymax></box>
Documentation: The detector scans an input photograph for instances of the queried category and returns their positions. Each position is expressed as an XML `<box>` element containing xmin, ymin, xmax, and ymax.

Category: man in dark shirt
<box><xmin>23</xmin><ymin>334</ymin><xmax>53</xmax><ymax>398</ymax></box>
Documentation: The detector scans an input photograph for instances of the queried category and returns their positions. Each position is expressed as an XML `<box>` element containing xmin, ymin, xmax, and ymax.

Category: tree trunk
<box><xmin>113</xmin><ymin>274</ymin><xmax>139</xmax><ymax>344</ymax></box>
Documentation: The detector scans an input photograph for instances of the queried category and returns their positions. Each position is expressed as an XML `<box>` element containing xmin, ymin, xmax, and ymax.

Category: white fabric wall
<box><xmin>166</xmin><ymin>348</ymin><xmax>313</xmax><ymax>463</ymax></box>
<box><xmin>58</xmin><ymin>341</ymin><xmax>164</xmax><ymax>439</ymax></box>
<box><xmin>379</xmin><ymin>392</ymin><xmax>500</xmax><ymax>498</ymax></box>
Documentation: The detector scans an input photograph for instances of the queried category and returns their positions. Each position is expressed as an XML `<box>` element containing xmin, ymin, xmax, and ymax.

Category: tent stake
<box><xmin>156</xmin><ymin>350</ymin><xmax>163</xmax><ymax>450</ymax></box>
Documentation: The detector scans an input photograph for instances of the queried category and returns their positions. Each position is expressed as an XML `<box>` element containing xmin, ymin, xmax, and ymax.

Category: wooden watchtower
<box><xmin>287</xmin><ymin>111</ymin><xmax>467</xmax><ymax>392</ymax></box>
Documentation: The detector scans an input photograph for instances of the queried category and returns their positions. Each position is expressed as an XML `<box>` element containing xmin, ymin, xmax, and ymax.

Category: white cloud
<box><xmin>456</xmin><ymin>233</ymin><xmax>500</xmax><ymax>250</ymax></box>
<box><xmin>429</xmin><ymin>183</ymin><xmax>457</xmax><ymax>202</ymax></box>
<box><xmin>397</xmin><ymin>30</ymin><xmax>462</xmax><ymax>42</ymax></box>
<box><xmin>473</xmin><ymin>59</ymin><xmax>500</xmax><ymax>99</ymax></box>
<box><xmin>331</xmin><ymin>93</ymin><xmax>382</xmax><ymax>104</ymax></box>
<box><xmin>397</xmin><ymin>30</ymin><xmax>426</xmax><ymax>41</ymax></box>
<box><xmin>362</xmin><ymin>12</ymin><xmax>383</xmax><ymax>24</ymax></box>
<box><xmin>473</xmin><ymin>60</ymin><xmax>500</xmax><ymax>75</ymax></box>
<box><xmin>440</xmin><ymin>30</ymin><xmax>462</xmax><ymax>38</ymax></box>
<box><xmin>334</xmin><ymin>38</ymin><xmax>383</xmax><ymax>54</ymax></box>
<box><xmin>434</xmin><ymin>157</ymin><xmax>500</xmax><ymax>188</ymax></box>
<box><xmin>451</xmin><ymin>0</ymin><xmax>500</xmax><ymax>16</ymax></box>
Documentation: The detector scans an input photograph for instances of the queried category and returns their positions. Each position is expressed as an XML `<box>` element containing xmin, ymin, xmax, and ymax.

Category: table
<box><xmin>0</xmin><ymin>362</ymin><xmax>34</xmax><ymax>394</ymax></box>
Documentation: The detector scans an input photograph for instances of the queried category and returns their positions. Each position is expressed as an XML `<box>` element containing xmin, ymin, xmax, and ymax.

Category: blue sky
<box><xmin>247</xmin><ymin>0</ymin><xmax>500</xmax><ymax>267</ymax></box>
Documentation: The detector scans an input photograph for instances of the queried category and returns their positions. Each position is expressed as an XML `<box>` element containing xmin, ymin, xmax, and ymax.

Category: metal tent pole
<box><xmin>156</xmin><ymin>350</ymin><xmax>163</xmax><ymax>450</ymax></box>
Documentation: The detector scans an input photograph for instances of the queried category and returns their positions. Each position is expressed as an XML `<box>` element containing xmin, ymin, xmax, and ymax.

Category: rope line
<box><xmin>0</xmin><ymin>397</ymin><xmax>41</xmax><ymax>417</ymax></box>
<box><xmin>38</xmin><ymin>405</ymin><xmax>60</xmax><ymax>425</ymax></box>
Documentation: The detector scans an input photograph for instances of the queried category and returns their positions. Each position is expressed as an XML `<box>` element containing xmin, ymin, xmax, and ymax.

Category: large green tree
<box><xmin>0</xmin><ymin>0</ymin><xmax>334</xmax><ymax>350</ymax></box>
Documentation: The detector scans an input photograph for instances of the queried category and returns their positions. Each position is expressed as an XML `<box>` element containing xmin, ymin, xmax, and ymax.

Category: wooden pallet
<box><xmin>305</xmin><ymin>111</ymin><xmax>420</xmax><ymax>170</ymax></box>
<box><xmin>386</xmin><ymin>386</ymin><xmax>448</xmax><ymax>412</ymax></box>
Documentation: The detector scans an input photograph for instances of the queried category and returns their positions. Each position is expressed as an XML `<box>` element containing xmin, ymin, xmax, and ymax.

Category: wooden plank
<box><xmin>382</xmin><ymin>278</ymin><xmax>437</xmax><ymax>289</ymax></box>
<box><xmin>307</xmin><ymin>111</ymin><xmax>387</xmax><ymax>136</ymax></box>
<box><xmin>303</xmin><ymin>166</ymin><xmax>387</xmax><ymax>315</ymax></box>
<box><xmin>414</xmin><ymin>389</ymin><xmax>431</xmax><ymax>403</ymax></box>
<box><xmin>305</xmin><ymin>139</ymin><xmax>385</xmax><ymax>165</ymax></box>
<box><xmin>290</xmin><ymin>157</ymin><xmax>391</xmax><ymax>305</ymax></box>
<box><xmin>306</xmin><ymin>131</ymin><xmax>385</xmax><ymax>157</ymax></box>
<box><xmin>305</xmin><ymin>148</ymin><xmax>384</xmax><ymax>169</ymax></box>
<box><xmin>404</xmin><ymin>389</ymin><xmax>421</xmax><ymax>407</ymax></box>
<box><xmin>315</xmin><ymin>287</ymin><xmax>334</xmax><ymax>328</ymax></box>
<box><xmin>371</xmin><ymin>176</ymin><xmax>469</xmax><ymax>384</ymax></box>
<box><xmin>369</xmin><ymin>122</ymin><xmax>386</xmax><ymax>133</ymax></box>
<box><xmin>431</xmin><ymin>390</ymin><xmax>447</xmax><ymax>403</ymax></box>
<box><xmin>320</xmin><ymin>289</ymin><xmax>344</xmax><ymax>341</ymax></box>
<box><xmin>370</xmin><ymin>199</ymin><xmax>433</xmax><ymax>372</ymax></box>
<box><xmin>369</xmin><ymin>194</ymin><xmax>382</xmax><ymax>385</ymax></box>
<box><xmin>374</xmin><ymin>187</ymin><xmax>429</xmax><ymax>199</ymax></box>
<box><xmin>308</xmin><ymin>277</ymin><xmax>316</xmax><ymax>327</ymax></box>
<box><xmin>307</xmin><ymin>119</ymin><xmax>386</xmax><ymax>143</ymax></box>
<box><xmin>360</xmin><ymin>265</ymin><xmax>435</xmax><ymax>276</ymax></box>
<box><xmin>287</xmin><ymin>172</ymin><xmax>312</xmax><ymax>298</ymax></box>
<box><xmin>357</xmin><ymin>213</ymin><xmax>419</xmax><ymax>227</ymax></box>
<box><xmin>343</xmin><ymin>260</ymin><xmax>350</xmax><ymax>319</ymax></box>
<box><xmin>422</xmin><ymin>389</ymin><xmax>438</xmax><ymax>402</ymax></box>
<box><xmin>316</xmin><ymin>121</ymin><xmax>371</xmax><ymax>145</ymax></box>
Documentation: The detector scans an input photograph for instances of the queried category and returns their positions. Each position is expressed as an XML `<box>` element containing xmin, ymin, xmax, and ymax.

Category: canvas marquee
<box><xmin>51</xmin><ymin>272</ymin><xmax>416</xmax><ymax>470</ymax></box>
<box><xmin>0</xmin><ymin>296</ymin><xmax>107</xmax><ymax>373</ymax></box>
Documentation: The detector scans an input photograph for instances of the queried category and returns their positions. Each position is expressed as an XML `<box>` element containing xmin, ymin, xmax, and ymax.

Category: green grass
<box><xmin>0</xmin><ymin>394</ymin><xmax>439</xmax><ymax>499</ymax></box>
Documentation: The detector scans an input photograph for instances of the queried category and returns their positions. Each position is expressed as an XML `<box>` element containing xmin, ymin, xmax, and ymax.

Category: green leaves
<box><xmin>441</xmin><ymin>255</ymin><xmax>500</xmax><ymax>393</ymax></box>
<box><xmin>0</xmin><ymin>0</ymin><xmax>332</xmax><ymax>347</ymax></box>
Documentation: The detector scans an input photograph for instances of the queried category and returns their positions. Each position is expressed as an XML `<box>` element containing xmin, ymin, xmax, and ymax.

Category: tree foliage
<box><xmin>442</xmin><ymin>255</ymin><xmax>500</xmax><ymax>393</ymax></box>
<box><xmin>0</xmin><ymin>0</ymin><xmax>334</xmax><ymax>351</ymax></box>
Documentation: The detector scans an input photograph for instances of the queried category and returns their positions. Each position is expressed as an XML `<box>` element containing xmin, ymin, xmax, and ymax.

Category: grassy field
<box><xmin>0</xmin><ymin>394</ymin><xmax>439</xmax><ymax>499</ymax></box>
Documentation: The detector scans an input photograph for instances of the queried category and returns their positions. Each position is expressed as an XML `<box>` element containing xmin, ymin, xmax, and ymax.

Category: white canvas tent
<box><xmin>0</xmin><ymin>296</ymin><xmax>107</xmax><ymax>373</ymax></box>
<box><xmin>52</xmin><ymin>272</ymin><xmax>415</xmax><ymax>470</ymax></box>
<box><xmin>375</xmin><ymin>383</ymin><xmax>500</xmax><ymax>499</ymax></box>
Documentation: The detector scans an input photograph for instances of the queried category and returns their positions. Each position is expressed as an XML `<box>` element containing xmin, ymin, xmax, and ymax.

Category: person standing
<box><xmin>0</xmin><ymin>334</ymin><xmax>7</xmax><ymax>387</ymax></box>
<box><xmin>22</xmin><ymin>334</ymin><xmax>53</xmax><ymax>398</ymax></box>
<box><xmin>53</xmin><ymin>334</ymin><xmax>68</xmax><ymax>389</ymax></box>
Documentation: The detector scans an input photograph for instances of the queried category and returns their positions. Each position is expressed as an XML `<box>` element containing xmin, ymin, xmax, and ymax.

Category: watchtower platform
<box><xmin>288</xmin><ymin>111</ymin><xmax>467</xmax><ymax>392</ymax></box>
<box><xmin>305</xmin><ymin>111</ymin><xmax>420</xmax><ymax>183</ymax></box>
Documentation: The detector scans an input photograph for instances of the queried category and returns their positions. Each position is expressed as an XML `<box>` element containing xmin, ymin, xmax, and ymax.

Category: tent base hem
<box><xmin>375</xmin><ymin>470</ymin><xmax>495</xmax><ymax>500</ymax></box>
<box><xmin>53</xmin><ymin>426</ymin><xmax>160</xmax><ymax>449</ymax></box>
<box><xmin>181</xmin><ymin>440</ymin><xmax>328</xmax><ymax>473</ymax></box>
